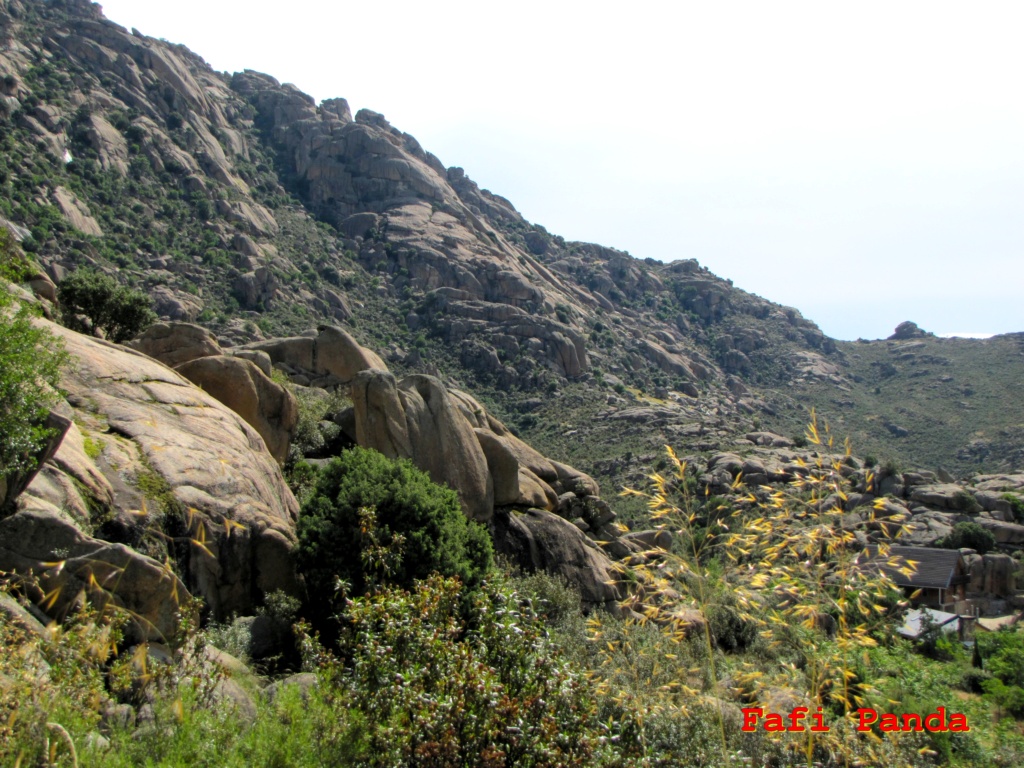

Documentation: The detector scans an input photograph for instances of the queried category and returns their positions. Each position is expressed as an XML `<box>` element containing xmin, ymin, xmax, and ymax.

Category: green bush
<box><xmin>1</xmin><ymin>235</ymin><xmax>67</xmax><ymax>489</ymax></box>
<box><xmin>1003</xmin><ymin>493</ymin><xmax>1024</xmax><ymax>523</ymax></box>
<box><xmin>317</xmin><ymin>575</ymin><xmax>621</xmax><ymax>767</ymax></box>
<box><xmin>953</xmin><ymin>489</ymin><xmax>983</xmax><ymax>514</ymax></box>
<box><xmin>979</xmin><ymin>631</ymin><xmax>1024</xmax><ymax>717</ymax></box>
<box><xmin>0</xmin><ymin>228</ymin><xmax>33</xmax><ymax>283</ymax></box>
<box><xmin>508</xmin><ymin>569</ymin><xmax>582</xmax><ymax>626</ymax></box>
<box><xmin>287</xmin><ymin>383</ymin><xmax>350</xmax><ymax>461</ymax></box>
<box><xmin>294</xmin><ymin>447</ymin><xmax>493</xmax><ymax>601</ymax></box>
<box><xmin>941</xmin><ymin>521</ymin><xmax>996</xmax><ymax>554</ymax></box>
<box><xmin>961</xmin><ymin>667</ymin><xmax>992</xmax><ymax>694</ymax></box>
<box><xmin>57</xmin><ymin>267</ymin><xmax>156</xmax><ymax>343</ymax></box>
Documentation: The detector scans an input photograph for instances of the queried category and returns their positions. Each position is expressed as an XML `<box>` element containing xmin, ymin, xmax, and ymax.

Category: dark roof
<box><xmin>860</xmin><ymin>545</ymin><xmax>965</xmax><ymax>590</ymax></box>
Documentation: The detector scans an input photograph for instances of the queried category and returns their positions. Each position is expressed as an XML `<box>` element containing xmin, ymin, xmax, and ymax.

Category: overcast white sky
<box><xmin>97</xmin><ymin>0</ymin><xmax>1024</xmax><ymax>340</ymax></box>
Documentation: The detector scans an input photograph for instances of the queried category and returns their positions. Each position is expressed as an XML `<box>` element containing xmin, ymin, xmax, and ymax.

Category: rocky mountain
<box><xmin>1</xmin><ymin>0</ymin><xmax>1022</xmax><ymax>507</ymax></box>
<box><xmin>6</xmin><ymin>6</ymin><xmax>1024</xmax><ymax>762</ymax></box>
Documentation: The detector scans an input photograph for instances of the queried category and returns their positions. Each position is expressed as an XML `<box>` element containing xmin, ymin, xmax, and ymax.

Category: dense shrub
<box><xmin>1</xmin><ymin>573</ymin><xmax>638</xmax><ymax>767</ymax></box>
<box><xmin>707</xmin><ymin>602</ymin><xmax>758</xmax><ymax>652</ymax></box>
<box><xmin>961</xmin><ymin>667</ymin><xmax>992</xmax><ymax>694</ymax></box>
<box><xmin>979</xmin><ymin>629</ymin><xmax>1024</xmax><ymax>717</ymax></box>
<box><xmin>1003</xmin><ymin>493</ymin><xmax>1024</xmax><ymax>523</ymax></box>
<box><xmin>0</xmin><ymin>309</ymin><xmax>65</xmax><ymax>480</ymax></box>
<box><xmin>613</xmin><ymin>418</ymin><xmax>921</xmax><ymax>766</ymax></box>
<box><xmin>0</xmin><ymin>227</ymin><xmax>33</xmax><ymax>283</ymax></box>
<box><xmin>941</xmin><ymin>521</ymin><xmax>996</xmax><ymax>554</ymax></box>
<box><xmin>1</xmin><ymin>235</ymin><xmax>67</xmax><ymax>489</ymax></box>
<box><xmin>57</xmin><ymin>267</ymin><xmax>155</xmax><ymax>343</ymax></box>
<box><xmin>315</xmin><ymin>575</ymin><xmax>622</xmax><ymax>767</ymax></box>
<box><xmin>294</xmin><ymin>447</ymin><xmax>493</xmax><ymax>601</ymax></box>
<box><xmin>284</xmin><ymin>381</ymin><xmax>351</xmax><ymax>461</ymax></box>
<box><xmin>0</xmin><ymin>592</ymin><xmax>116</xmax><ymax>766</ymax></box>
<box><xmin>953</xmin><ymin>489</ymin><xmax>984</xmax><ymax>514</ymax></box>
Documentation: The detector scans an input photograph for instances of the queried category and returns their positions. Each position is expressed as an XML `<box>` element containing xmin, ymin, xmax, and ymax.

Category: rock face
<box><xmin>52</xmin><ymin>186</ymin><xmax>103</xmax><ymax>236</ymax></box>
<box><xmin>174</xmin><ymin>355</ymin><xmax>298</xmax><ymax>465</ymax></box>
<box><xmin>976</xmin><ymin>518</ymin><xmax>1024</xmax><ymax>547</ymax></box>
<box><xmin>888</xmin><ymin>321</ymin><xmax>933</xmax><ymax>340</ymax></box>
<box><xmin>474</xmin><ymin>429</ymin><xmax>521</xmax><ymax>505</ymax></box>
<box><xmin>348</xmin><ymin>365</ymin><xmax>606</xmax><ymax>524</ymax></box>
<box><xmin>964</xmin><ymin>552</ymin><xmax>1016</xmax><ymax>597</ymax></box>
<box><xmin>491</xmin><ymin>508</ymin><xmax>625</xmax><ymax>613</ymax></box>
<box><xmin>238</xmin><ymin>325</ymin><xmax>387</xmax><ymax>386</ymax></box>
<box><xmin>909</xmin><ymin>484</ymin><xmax>977</xmax><ymax>511</ymax></box>
<box><xmin>128</xmin><ymin>323</ymin><xmax>299</xmax><ymax>464</ymax></box>
<box><xmin>351</xmin><ymin>370</ymin><xmax>493</xmax><ymax>522</ymax></box>
<box><xmin>129</xmin><ymin>322</ymin><xmax>223</xmax><ymax>368</ymax></box>
<box><xmin>234</xmin><ymin>267</ymin><xmax>278</xmax><ymax>310</ymax></box>
<box><xmin>150</xmin><ymin>286</ymin><xmax>205</xmax><ymax>322</ymax></box>
<box><xmin>0</xmin><ymin>507</ymin><xmax>187</xmax><ymax>642</ymax></box>
<box><xmin>16</xmin><ymin>320</ymin><xmax>300</xmax><ymax>622</ymax></box>
<box><xmin>398</xmin><ymin>374</ymin><xmax>495</xmax><ymax>520</ymax></box>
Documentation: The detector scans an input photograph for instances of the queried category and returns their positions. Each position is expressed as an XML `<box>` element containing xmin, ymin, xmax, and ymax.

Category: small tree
<box><xmin>979</xmin><ymin>629</ymin><xmax>1024</xmax><ymax>717</ymax></box>
<box><xmin>941</xmin><ymin>521</ymin><xmax>996</xmax><ymax>554</ymax></box>
<box><xmin>294</xmin><ymin>447</ymin><xmax>493</xmax><ymax>602</ymax></box>
<box><xmin>1</xmin><ymin>233</ymin><xmax>67</xmax><ymax>497</ymax></box>
<box><xmin>0</xmin><ymin>228</ymin><xmax>34</xmax><ymax>284</ymax></box>
<box><xmin>312</xmin><ymin>574</ymin><xmax>615</xmax><ymax>766</ymax></box>
<box><xmin>57</xmin><ymin>268</ymin><xmax>155</xmax><ymax>343</ymax></box>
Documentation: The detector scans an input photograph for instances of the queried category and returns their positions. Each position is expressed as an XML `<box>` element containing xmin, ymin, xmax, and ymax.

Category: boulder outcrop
<box><xmin>351</xmin><ymin>370</ymin><xmax>493</xmax><ymax>522</ymax></box>
<box><xmin>348</xmin><ymin>366</ymin><xmax>605</xmax><ymax>522</ymax></box>
<box><xmin>964</xmin><ymin>552</ymin><xmax>1016</xmax><ymax>597</ymax></box>
<box><xmin>129</xmin><ymin>322</ymin><xmax>223</xmax><ymax>368</ymax></box>
<box><xmin>174</xmin><ymin>355</ymin><xmax>298</xmax><ymax>465</ymax></box>
<box><xmin>16</xmin><ymin>320</ymin><xmax>300</xmax><ymax>622</ymax></box>
<box><xmin>0</xmin><ymin>507</ymin><xmax>187</xmax><ymax>642</ymax></box>
<box><xmin>491</xmin><ymin>508</ymin><xmax>625</xmax><ymax>614</ymax></box>
<box><xmin>238</xmin><ymin>325</ymin><xmax>386</xmax><ymax>386</ymax></box>
<box><xmin>888</xmin><ymin>321</ymin><xmax>933</xmax><ymax>340</ymax></box>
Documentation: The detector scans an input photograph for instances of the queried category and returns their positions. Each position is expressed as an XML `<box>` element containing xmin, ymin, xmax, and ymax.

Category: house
<box><xmin>860</xmin><ymin>545</ymin><xmax>968</xmax><ymax>612</ymax></box>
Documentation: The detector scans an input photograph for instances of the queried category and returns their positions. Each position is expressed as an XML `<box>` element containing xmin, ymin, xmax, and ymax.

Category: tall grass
<box><xmin>588</xmin><ymin>413</ymin><xmax>930</xmax><ymax>766</ymax></box>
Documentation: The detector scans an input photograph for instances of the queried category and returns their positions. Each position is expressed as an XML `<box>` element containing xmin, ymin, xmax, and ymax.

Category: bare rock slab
<box><xmin>491</xmin><ymin>508</ymin><xmax>625</xmax><ymax>614</ymax></box>
<box><xmin>22</xmin><ymin>320</ymin><xmax>300</xmax><ymax>621</ymax></box>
